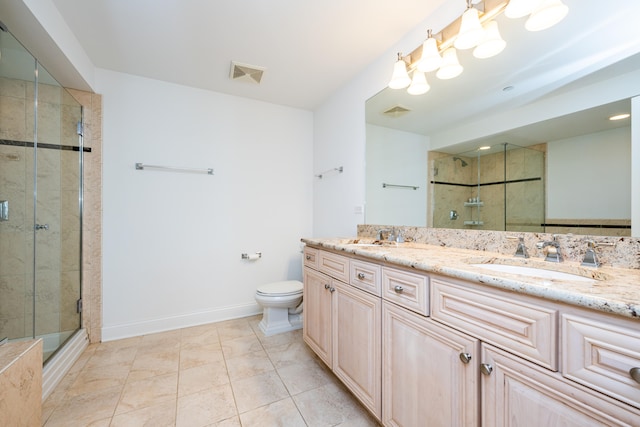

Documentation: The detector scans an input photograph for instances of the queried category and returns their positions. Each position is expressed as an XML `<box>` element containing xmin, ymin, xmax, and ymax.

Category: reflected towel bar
<box><xmin>315</xmin><ymin>166</ymin><xmax>343</xmax><ymax>179</ymax></box>
<box><xmin>135</xmin><ymin>163</ymin><xmax>214</xmax><ymax>175</ymax></box>
<box><xmin>382</xmin><ymin>183</ymin><xmax>419</xmax><ymax>190</ymax></box>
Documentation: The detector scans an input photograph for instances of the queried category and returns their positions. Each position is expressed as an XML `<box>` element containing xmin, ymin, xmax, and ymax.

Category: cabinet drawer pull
<box><xmin>459</xmin><ymin>352</ymin><xmax>472</xmax><ymax>364</ymax></box>
<box><xmin>324</xmin><ymin>284</ymin><xmax>330</xmax><ymax>290</ymax></box>
<box><xmin>630</xmin><ymin>367</ymin><xmax>640</xmax><ymax>384</ymax></box>
<box><xmin>306</xmin><ymin>255</ymin><xmax>311</xmax><ymax>260</ymax></box>
<box><xmin>480</xmin><ymin>363</ymin><xmax>493</xmax><ymax>376</ymax></box>
<box><xmin>329</xmin><ymin>287</ymin><xmax>335</xmax><ymax>293</ymax></box>
<box><xmin>394</xmin><ymin>285</ymin><xmax>404</xmax><ymax>293</ymax></box>
<box><xmin>357</xmin><ymin>272</ymin><xmax>366</xmax><ymax>280</ymax></box>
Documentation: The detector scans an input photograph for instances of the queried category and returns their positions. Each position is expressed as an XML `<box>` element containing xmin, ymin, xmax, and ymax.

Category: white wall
<box><xmin>97</xmin><ymin>69</ymin><xmax>313</xmax><ymax>340</ymax></box>
<box><xmin>547</xmin><ymin>127</ymin><xmax>631</xmax><ymax>219</ymax></box>
<box><xmin>366</xmin><ymin>124</ymin><xmax>428</xmax><ymax>226</ymax></box>
<box><xmin>312</xmin><ymin>3</ymin><xmax>460</xmax><ymax>236</ymax></box>
<box><xmin>633</xmin><ymin>96</ymin><xmax>640</xmax><ymax>236</ymax></box>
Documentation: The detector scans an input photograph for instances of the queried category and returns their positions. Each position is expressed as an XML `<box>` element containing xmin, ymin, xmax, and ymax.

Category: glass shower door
<box><xmin>33</xmin><ymin>63</ymin><xmax>83</xmax><ymax>362</ymax></box>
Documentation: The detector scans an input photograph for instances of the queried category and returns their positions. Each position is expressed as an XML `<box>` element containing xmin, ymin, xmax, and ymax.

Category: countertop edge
<box><xmin>301</xmin><ymin>237</ymin><xmax>640</xmax><ymax>321</ymax></box>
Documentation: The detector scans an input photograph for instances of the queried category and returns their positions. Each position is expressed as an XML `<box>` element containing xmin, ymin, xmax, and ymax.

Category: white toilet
<box><xmin>255</xmin><ymin>280</ymin><xmax>304</xmax><ymax>336</ymax></box>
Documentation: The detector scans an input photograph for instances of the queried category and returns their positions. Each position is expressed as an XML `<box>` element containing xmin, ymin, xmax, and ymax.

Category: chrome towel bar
<box><xmin>135</xmin><ymin>162</ymin><xmax>214</xmax><ymax>175</ymax></box>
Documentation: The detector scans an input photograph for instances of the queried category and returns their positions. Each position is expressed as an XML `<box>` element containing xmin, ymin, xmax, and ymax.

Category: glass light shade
<box><xmin>504</xmin><ymin>0</ymin><xmax>543</xmax><ymax>18</ymax></box>
<box><xmin>454</xmin><ymin>7</ymin><xmax>484</xmax><ymax>50</ymax></box>
<box><xmin>525</xmin><ymin>0</ymin><xmax>569</xmax><ymax>31</ymax></box>
<box><xmin>407</xmin><ymin>70</ymin><xmax>430</xmax><ymax>95</ymax></box>
<box><xmin>473</xmin><ymin>21</ymin><xmax>506</xmax><ymax>59</ymax></box>
<box><xmin>417</xmin><ymin>37</ymin><xmax>442</xmax><ymax>72</ymax></box>
<box><xmin>436</xmin><ymin>48</ymin><xmax>464</xmax><ymax>80</ymax></box>
<box><xmin>388</xmin><ymin>57</ymin><xmax>411</xmax><ymax>89</ymax></box>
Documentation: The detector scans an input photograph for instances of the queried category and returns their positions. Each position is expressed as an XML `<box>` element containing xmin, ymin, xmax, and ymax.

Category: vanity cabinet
<box><xmin>302</xmin><ymin>247</ymin><xmax>382</xmax><ymax>419</ymax></box>
<box><xmin>482</xmin><ymin>343</ymin><xmax>640</xmax><ymax>426</ymax></box>
<box><xmin>303</xmin><ymin>245</ymin><xmax>640</xmax><ymax>427</ymax></box>
<box><xmin>382</xmin><ymin>301</ymin><xmax>479</xmax><ymax>427</ymax></box>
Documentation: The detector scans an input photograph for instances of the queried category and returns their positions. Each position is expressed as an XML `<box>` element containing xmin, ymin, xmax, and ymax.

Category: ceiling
<box><xmin>48</xmin><ymin>0</ymin><xmax>452</xmax><ymax>110</ymax></box>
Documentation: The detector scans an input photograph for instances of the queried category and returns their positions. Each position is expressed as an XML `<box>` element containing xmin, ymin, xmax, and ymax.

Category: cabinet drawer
<box><xmin>318</xmin><ymin>251</ymin><xmax>350</xmax><ymax>282</ymax></box>
<box><xmin>303</xmin><ymin>246</ymin><xmax>318</xmax><ymax>269</ymax></box>
<box><xmin>382</xmin><ymin>267</ymin><xmax>429</xmax><ymax>315</ymax></box>
<box><xmin>562</xmin><ymin>314</ymin><xmax>640</xmax><ymax>409</ymax></box>
<box><xmin>431</xmin><ymin>276</ymin><xmax>558</xmax><ymax>370</ymax></box>
<box><xmin>350</xmin><ymin>259</ymin><xmax>381</xmax><ymax>296</ymax></box>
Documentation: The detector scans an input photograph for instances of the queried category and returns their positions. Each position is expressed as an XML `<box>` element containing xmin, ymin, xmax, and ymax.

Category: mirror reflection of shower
<box><xmin>453</xmin><ymin>156</ymin><xmax>468</xmax><ymax>167</ymax></box>
<box><xmin>430</xmin><ymin>143</ymin><xmax>545</xmax><ymax>232</ymax></box>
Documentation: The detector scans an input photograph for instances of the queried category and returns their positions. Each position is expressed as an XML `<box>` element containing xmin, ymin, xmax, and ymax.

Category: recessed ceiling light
<box><xmin>609</xmin><ymin>113</ymin><xmax>630</xmax><ymax>121</ymax></box>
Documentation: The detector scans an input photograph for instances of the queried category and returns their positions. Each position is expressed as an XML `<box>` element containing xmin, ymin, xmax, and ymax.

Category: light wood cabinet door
<box><xmin>303</xmin><ymin>267</ymin><xmax>333</xmax><ymax>367</ymax></box>
<box><xmin>383</xmin><ymin>302</ymin><xmax>479</xmax><ymax>427</ymax></box>
<box><xmin>333</xmin><ymin>281</ymin><xmax>382</xmax><ymax>419</ymax></box>
<box><xmin>481</xmin><ymin>344</ymin><xmax>640</xmax><ymax>426</ymax></box>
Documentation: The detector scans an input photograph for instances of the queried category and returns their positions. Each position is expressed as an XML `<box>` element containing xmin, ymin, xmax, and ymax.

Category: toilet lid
<box><xmin>256</xmin><ymin>280</ymin><xmax>303</xmax><ymax>296</ymax></box>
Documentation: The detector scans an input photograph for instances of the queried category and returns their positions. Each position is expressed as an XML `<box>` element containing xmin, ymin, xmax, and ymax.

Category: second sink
<box><xmin>470</xmin><ymin>263</ymin><xmax>595</xmax><ymax>282</ymax></box>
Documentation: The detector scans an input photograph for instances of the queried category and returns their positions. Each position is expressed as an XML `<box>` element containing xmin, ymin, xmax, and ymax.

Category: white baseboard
<box><xmin>101</xmin><ymin>302</ymin><xmax>262</xmax><ymax>342</ymax></box>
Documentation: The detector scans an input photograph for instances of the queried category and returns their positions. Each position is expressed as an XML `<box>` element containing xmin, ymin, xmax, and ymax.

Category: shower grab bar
<box><xmin>382</xmin><ymin>183</ymin><xmax>419</xmax><ymax>190</ymax></box>
<box><xmin>135</xmin><ymin>163</ymin><xmax>214</xmax><ymax>175</ymax></box>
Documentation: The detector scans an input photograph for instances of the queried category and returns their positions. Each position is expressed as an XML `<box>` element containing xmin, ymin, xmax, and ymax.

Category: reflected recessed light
<box><xmin>609</xmin><ymin>113</ymin><xmax>630</xmax><ymax>121</ymax></box>
<box><xmin>478</xmin><ymin>146</ymin><xmax>491</xmax><ymax>150</ymax></box>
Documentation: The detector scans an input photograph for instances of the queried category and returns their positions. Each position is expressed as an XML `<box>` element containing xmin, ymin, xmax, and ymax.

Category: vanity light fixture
<box><xmin>525</xmin><ymin>0</ymin><xmax>569</xmax><ymax>31</ymax></box>
<box><xmin>436</xmin><ymin>48</ymin><xmax>464</xmax><ymax>80</ymax></box>
<box><xmin>388</xmin><ymin>52</ymin><xmax>411</xmax><ymax>89</ymax></box>
<box><xmin>609</xmin><ymin>113</ymin><xmax>631</xmax><ymax>121</ymax></box>
<box><xmin>473</xmin><ymin>20</ymin><xmax>506</xmax><ymax>59</ymax></box>
<box><xmin>407</xmin><ymin>70</ymin><xmax>431</xmax><ymax>95</ymax></box>
<box><xmin>454</xmin><ymin>1</ymin><xmax>485</xmax><ymax>50</ymax></box>
<box><xmin>387</xmin><ymin>0</ymin><xmax>568</xmax><ymax>94</ymax></box>
<box><xmin>417</xmin><ymin>30</ymin><xmax>443</xmax><ymax>72</ymax></box>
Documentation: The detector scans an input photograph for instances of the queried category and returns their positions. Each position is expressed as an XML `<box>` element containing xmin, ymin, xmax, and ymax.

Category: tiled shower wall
<box><xmin>0</xmin><ymin>77</ymin><xmax>102</xmax><ymax>344</ymax></box>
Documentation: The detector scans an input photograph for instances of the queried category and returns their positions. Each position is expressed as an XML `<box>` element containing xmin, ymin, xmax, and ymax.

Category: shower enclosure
<box><xmin>0</xmin><ymin>26</ymin><xmax>83</xmax><ymax>362</ymax></box>
<box><xmin>431</xmin><ymin>143</ymin><xmax>545</xmax><ymax>232</ymax></box>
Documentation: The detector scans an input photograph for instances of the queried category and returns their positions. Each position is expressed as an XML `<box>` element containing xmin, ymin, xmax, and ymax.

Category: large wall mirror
<box><xmin>365</xmin><ymin>0</ymin><xmax>640</xmax><ymax>237</ymax></box>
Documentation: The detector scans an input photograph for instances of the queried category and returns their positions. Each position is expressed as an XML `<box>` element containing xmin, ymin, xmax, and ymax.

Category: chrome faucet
<box><xmin>536</xmin><ymin>235</ymin><xmax>563</xmax><ymax>263</ymax></box>
<box><xmin>581</xmin><ymin>240</ymin><xmax>616</xmax><ymax>268</ymax></box>
<box><xmin>507</xmin><ymin>236</ymin><xmax>529</xmax><ymax>258</ymax></box>
<box><xmin>377</xmin><ymin>228</ymin><xmax>392</xmax><ymax>241</ymax></box>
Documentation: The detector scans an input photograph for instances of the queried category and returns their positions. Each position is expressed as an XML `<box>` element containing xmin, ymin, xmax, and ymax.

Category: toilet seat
<box><xmin>256</xmin><ymin>280</ymin><xmax>303</xmax><ymax>297</ymax></box>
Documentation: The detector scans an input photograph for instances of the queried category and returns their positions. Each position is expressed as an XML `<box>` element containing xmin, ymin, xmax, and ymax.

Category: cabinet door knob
<box><xmin>459</xmin><ymin>352</ymin><xmax>472</xmax><ymax>364</ymax></box>
<box><xmin>630</xmin><ymin>367</ymin><xmax>640</xmax><ymax>384</ymax></box>
<box><xmin>480</xmin><ymin>363</ymin><xmax>493</xmax><ymax>376</ymax></box>
<box><xmin>357</xmin><ymin>272</ymin><xmax>366</xmax><ymax>280</ymax></box>
<box><xmin>394</xmin><ymin>285</ymin><xmax>404</xmax><ymax>293</ymax></box>
<box><xmin>329</xmin><ymin>287</ymin><xmax>335</xmax><ymax>293</ymax></box>
<box><xmin>324</xmin><ymin>284</ymin><xmax>330</xmax><ymax>289</ymax></box>
<box><xmin>306</xmin><ymin>255</ymin><xmax>311</xmax><ymax>260</ymax></box>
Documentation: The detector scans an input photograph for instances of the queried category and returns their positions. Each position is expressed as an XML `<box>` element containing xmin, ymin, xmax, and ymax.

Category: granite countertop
<box><xmin>301</xmin><ymin>237</ymin><xmax>640</xmax><ymax>320</ymax></box>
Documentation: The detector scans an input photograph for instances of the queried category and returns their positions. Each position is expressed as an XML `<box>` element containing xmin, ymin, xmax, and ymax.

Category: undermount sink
<box><xmin>470</xmin><ymin>263</ymin><xmax>595</xmax><ymax>282</ymax></box>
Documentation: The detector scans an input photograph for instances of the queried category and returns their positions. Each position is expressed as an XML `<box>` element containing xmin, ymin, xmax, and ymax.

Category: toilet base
<box><xmin>258</xmin><ymin>307</ymin><xmax>303</xmax><ymax>336</ymax></box>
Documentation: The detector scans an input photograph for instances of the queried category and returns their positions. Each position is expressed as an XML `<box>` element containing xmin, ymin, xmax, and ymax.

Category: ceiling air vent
<box><xmin>230</xmin><ymin>61</ymin><xmax>265</xmax><ymax>84</ymax></box>
<box><xmin>383</xmin><ymin>105</ymin><xmax>411</xmax><ymax>118</ymax></box>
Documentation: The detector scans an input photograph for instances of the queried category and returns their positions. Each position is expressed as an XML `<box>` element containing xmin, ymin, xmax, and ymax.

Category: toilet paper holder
<box><xmin>241</xmin><ymin>252</ymin><xmax>262</xmax><ymax>260</ymax></box>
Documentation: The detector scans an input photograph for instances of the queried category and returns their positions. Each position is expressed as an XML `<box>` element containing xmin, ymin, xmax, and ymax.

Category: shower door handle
<box><xmin>35</xmin><ymin>224</ymin><xmax>49</xmax><ymax>231</ymax></box>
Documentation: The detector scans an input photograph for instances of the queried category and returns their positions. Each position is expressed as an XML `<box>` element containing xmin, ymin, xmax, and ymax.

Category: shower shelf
<box><xmin>464</xmin><ymin>202</ymin><xmax>484</xmax><ymax>207</ymax></box>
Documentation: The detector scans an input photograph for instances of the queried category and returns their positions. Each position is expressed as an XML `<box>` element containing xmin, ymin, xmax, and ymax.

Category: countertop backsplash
<box><xmin>357</xmin><ymin>225</ymin><xmax>640</xmax><ymax>270</ymax></box>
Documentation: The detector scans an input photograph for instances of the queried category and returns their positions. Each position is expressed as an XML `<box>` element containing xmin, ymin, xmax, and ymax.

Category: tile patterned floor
<box><xmin>42</xmin><ymin>316</ymin><xmax>380</xmax><ymax>426</ymax></box>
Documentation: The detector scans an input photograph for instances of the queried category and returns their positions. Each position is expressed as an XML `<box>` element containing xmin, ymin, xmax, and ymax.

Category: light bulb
<box><xmin>436</xmin><ymin>48</ymin><xmax>464</xmax><ymax>80</ymax></box>
<box><xmin>525</xmin><ymin>0</ymin><xmax>569</xmax><ymax>31</ymax></box>
<box><xmin>388</xmin><ymin>54</ymin><xmax>411</xmax><ymax>89</ymax></box>
<box><xmin>473</xmin><ymin>20</ymin><xmax>506</xmax><ymax>59</ymax></box>
<box><xmin>418</xmin><ymin>37</ymin><xmax>442</xmax><ymax>72</ymax></box>
<box><xmin>454</xmin><ymin>7</ymin><xmax>484</xmax><ymax>50</ymax></box>
<box><xmin>407</xmin><ymin>70</ymin><xmax>430</xmax><ymax>95</ymax></box>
